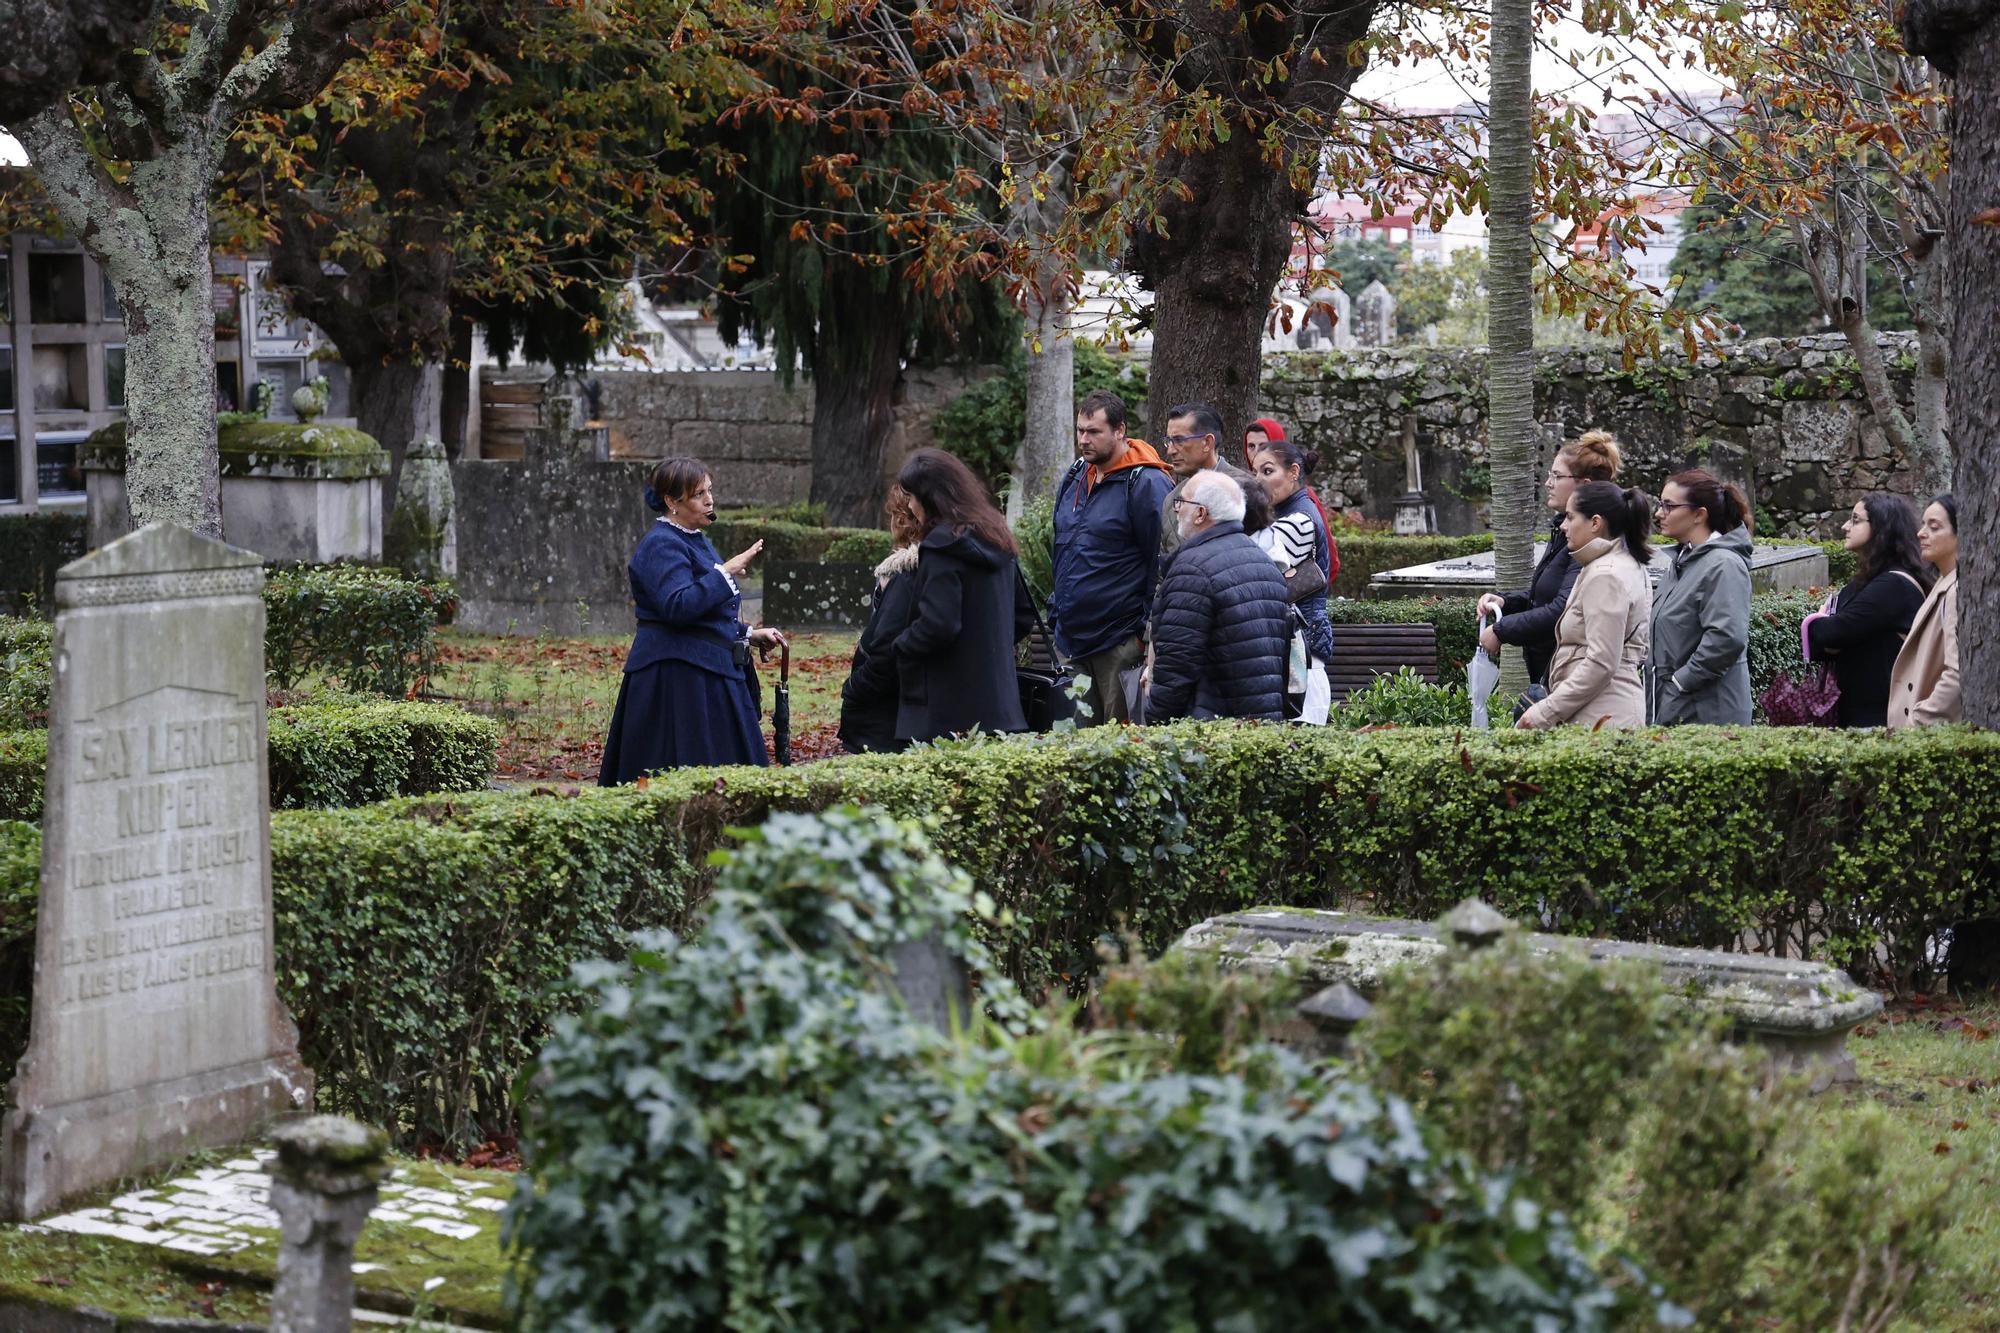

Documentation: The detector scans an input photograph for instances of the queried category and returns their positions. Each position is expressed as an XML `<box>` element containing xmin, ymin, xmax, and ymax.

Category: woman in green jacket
<box><xmin>1648</xmin><ymin>469</ymin><xmax>1754</xmax><ymax>725</ymax></box>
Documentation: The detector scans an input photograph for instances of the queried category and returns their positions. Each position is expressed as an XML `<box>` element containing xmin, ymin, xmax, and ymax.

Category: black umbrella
<box><xmin>772</xmin><ymin>639</ymin><xmax>792</xmax><ymax>765</ymax></box>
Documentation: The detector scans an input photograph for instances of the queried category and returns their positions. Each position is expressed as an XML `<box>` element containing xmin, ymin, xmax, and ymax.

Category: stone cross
<box><xmin>2</xmin><ymin>523</ymin><xmax>313</xmax><ymax>1220</ymax></box>
<box><xmin>1355</xmin><ymin>280</ymin><xmax>1397</xmax><ymax>347</ymax></box>
<box><xmin>268</xmin><ymin>1116</ymin><xmax>389</xmax><ymax>1333</ymax></box>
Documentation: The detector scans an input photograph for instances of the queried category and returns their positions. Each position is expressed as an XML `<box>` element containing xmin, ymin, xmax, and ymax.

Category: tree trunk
<box><xmin>1908</xmin><ymin>238</ymin><xmax>1953</xmax><ymax>497</ymax></box>
<box><xmin>808</xmin><ymin>295</ymin><xmax>905</xmax><ymax>526</ymax></box>
<box><xmin>18</xmin><ymin>112</ymin><xmax>222</xmax><ymax>534</ymax></box>
<box><xmin>1487</xmin><ymin>0</ymin><xmax>1537</xmax><ymax>701</ymax></box>
<box><xmin>0</xmin><ymin>0</ymin><xmax>153</xmax><ymax>128</ymax></box>
<box><xmin>352</xmin><ymin>358</ymin><xmax>444</xmax><ymax>527</ymax></box>
<box><xmin>1014</xmin><ymin>270</ymin><xmax>1075</xmax><ymax>518</ymax></box>
<box><xmin>441</xmin><ymin>313</ymin><xmax>474</xmax><ymax>462</ymax></box>
<box><xmin>1139</xmin><ymin>128</ymin><xmax>1292</xmax><ymax>445</ymax></box>
<box><xmin>1940</xmin><ymin>20</ymin><xmax>2000</xmax><ymax>728</ymax></box>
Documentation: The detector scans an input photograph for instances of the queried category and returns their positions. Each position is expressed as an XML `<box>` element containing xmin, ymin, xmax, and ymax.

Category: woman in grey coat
<box><xmin>1648</xmin><ymin>469</ymin><xmax>1754</xmax><ymax>724</ymax></box>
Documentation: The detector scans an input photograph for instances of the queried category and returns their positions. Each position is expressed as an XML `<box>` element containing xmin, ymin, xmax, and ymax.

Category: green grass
<box><xmin>1814</xmin><ymin>1000</ymin><xmax>2000</xmax><ymax>1331</ymax></box>
<box><xmin>425</xmin><ymin>627</ymin><xmax>861</xmax><ymax>778</ymax></box>
<box><xmin>0</xmin><ymin>1154</ymin><xmax>515</xmax><ymax>1328</ymax></box>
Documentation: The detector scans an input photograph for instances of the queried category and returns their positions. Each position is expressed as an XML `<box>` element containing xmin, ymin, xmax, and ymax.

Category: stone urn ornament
<box><xmin>291</xmin><ymin>375</ymin><xmax>330</xmax><ymax>423</ymax></box>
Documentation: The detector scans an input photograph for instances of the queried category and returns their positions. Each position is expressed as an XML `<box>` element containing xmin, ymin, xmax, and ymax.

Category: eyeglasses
<box><xmin>1548</xmin><ymin>471</ymin><xmax>1576</xmax><ymax>482</ymax></box>
<box><xmin>1164</xmin><ymin>433</ymin><xmax>1213</xmax><ymax>446</ymax></box>
<box><xmin>1655</xmin><ymin>500</ymin><xmax>1694</xmax><ymax>513</ymax></box>
<box><xmin>1171</xmin><ymin>497</ymin><xmax>1207</xmax><ymax>511</ymax></box>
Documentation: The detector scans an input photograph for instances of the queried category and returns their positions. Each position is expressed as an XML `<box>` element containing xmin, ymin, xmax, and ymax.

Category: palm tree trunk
<box><xmin>1487</xmin><ymin>0</ymin><xmax>1537</xmax><ymax>701</ymax></box>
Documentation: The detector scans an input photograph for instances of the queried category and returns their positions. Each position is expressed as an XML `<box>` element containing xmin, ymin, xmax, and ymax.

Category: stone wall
<box><xmin>1259</xmin><ymin>333</ymin><xmax>1925</xmax><ymax>539</ymax></box>
<box><xmin>576</xmin><ymin>336</ymin><xmax>1921</xmax><ymax>538</ymax></box>
<box><xmin>594</xmin><ymin>364</ymin><xmax>993</xmax><ymax>506</ymax></box>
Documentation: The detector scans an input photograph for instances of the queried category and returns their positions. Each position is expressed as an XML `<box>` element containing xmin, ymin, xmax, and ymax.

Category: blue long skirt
<box><xmin>598</xmin><ymin>658</ymin><xmax>767</xmax><ymax>784</ymax></box>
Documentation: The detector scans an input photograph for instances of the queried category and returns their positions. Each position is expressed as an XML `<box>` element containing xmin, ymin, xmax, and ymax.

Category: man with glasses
<box><xmin>1144</xmin><ymin>471</ymin><xmax>1290</xmax><ymax>722</ymax></box>
<box><xmin>1157</xmin><ymin>402</ymin><xmax>1266</xmax><ymax>567</ymax></box>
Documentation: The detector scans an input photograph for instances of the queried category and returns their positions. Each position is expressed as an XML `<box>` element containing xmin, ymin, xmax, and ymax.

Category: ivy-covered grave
<box><xmin>0</xmin><ymin>1150</ymin><xmax>512</xmax><ymax>1327</ymax></box>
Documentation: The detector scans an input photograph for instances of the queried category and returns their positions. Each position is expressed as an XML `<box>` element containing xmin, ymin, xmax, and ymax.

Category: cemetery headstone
<box><xmin>1355</xmin><ymin>280</ymin><xmax>1397</xmax><ymax>347</ymax></box>
<box><xmin>2</xmin><ymin>522</ymin><xmax>313</xmax><ymax>1220</ymax></box>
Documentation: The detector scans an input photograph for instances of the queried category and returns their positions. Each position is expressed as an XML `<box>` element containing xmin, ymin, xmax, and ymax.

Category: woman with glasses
<box><xmin>599</xmin><ymin>457</ymin><xmax>785</xmax><ymax>784</ymax></box>
<box><xmin>1647</xmin><ymin>469</ymin><xmax>1754</xmax><ymax>725</ymax></box>
<box><xmin>1478</xmin><ymin>430</ymin><xmax>1622</xmax><ymax>685</ymax></box>
<box><xmin>1516</xmin><ymin>482</ymin><xmax>1655</xmax><ymax>730</ymax></box>
<box><xmin>1800</xmin><ymin>494</ymin><xmax>1931</xmax><ymax>727</ymax></box>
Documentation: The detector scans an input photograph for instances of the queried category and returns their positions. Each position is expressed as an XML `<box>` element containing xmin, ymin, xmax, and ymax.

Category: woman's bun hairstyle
<box><xmin>1562</xmin><ymin>430</ymin><xmax>1622</xmax><ymax>483</ymax></box>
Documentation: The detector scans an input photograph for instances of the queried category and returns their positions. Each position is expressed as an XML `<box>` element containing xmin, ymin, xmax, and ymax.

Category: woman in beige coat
<box><xmin>1887</xmin><ymin>494</ymin><xmax>1960</xmax><ymax>731</ymax></box>
<box><xmin>1518</xmin><ymin>482</ymin><xmax>1656</xmax><ymax>731</ymax></box>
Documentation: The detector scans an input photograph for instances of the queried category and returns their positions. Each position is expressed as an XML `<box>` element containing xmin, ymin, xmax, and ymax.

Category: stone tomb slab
<box><xmin>2</xmin><ymin>523</ymin><xmax>312</xmax><ymax>1220</ymax></box>
<box><xmin>1177</xmin><ymin>907</ymin><xmax>1883</xmax><ymax>1084</ymax></box>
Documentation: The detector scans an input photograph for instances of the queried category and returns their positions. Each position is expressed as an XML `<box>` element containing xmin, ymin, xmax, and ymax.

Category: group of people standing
<box><xmin>1484</xmin><ymin>430</ymin><xmax>1961</xmax><ymax>733</ymax></box>
<box><xmin>596</xmin><ymin>408</ymin><xmax>1965</xmax><ymax>783</ymax></box>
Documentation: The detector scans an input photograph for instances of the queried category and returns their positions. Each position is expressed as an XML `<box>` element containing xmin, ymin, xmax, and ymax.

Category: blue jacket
<box><xmin>623</xmin><ymin>521</ymin><xmax>747</xmax><ymax>678</ymax></box>
<box><xmin>1145</xmin><ymin>521</ymin><xmax>1290</xmax><ymax>721</ymax></box>
<box><xmin>1050</xmin><ymin>454</ymin><xmax>1174</xmax><ymax>660</ymax></box>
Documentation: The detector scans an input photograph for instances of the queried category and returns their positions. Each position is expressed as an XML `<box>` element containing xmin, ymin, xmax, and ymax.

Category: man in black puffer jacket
<box><xmin>1144</xmin><ymin>470</ymin><xmax>1290</xmax><ymax>721</ymax></box>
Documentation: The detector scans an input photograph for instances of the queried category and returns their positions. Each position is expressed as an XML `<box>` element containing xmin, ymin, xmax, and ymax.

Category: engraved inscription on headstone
<box><xmin>2</xmin><ymin>523</ymin><xmax>312</xmax><ymax>1220</ymax></box>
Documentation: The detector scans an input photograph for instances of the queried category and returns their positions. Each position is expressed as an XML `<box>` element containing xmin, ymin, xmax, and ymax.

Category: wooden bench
<box><xmin>1327</xmin><ymin>623</ymin><xmax>1439</xmax><ymax>702</ymax></box>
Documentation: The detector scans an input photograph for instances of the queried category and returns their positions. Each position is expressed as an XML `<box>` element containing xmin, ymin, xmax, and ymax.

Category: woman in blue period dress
<box><xmin>598</xmin><ymin>458</ymin><xmax>787</xmax><ymax>784</ymax></box>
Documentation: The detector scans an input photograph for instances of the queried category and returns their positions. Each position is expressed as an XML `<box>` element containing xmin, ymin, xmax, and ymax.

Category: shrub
<box><xmin>716</xmin><ymin>501</ymin><xmax>827</xmax><ymax>528</ymax></box>
<box><xmin>507</xmin><ymin>808</ymin><xmax>1629</xmax><ymax>1332</ymax></box>
<box><xmin>1013</xmin><ymin>494</ymin><xmax>1056</xmax><ymax>603</ymax></box>
<box><xmin>1331</xmin><ymin>533</ymin><xmax>1495</xmax><ymax>599</ymax></box>
<box><xmin>0</xmin><ymin>512</ymin><xmax>87</xmax><ymax>615</ymax></box>
<box><xmin>0</xmin><ymin>619</ymin><xmax>51</xmax><ymax>730</ymax></box>
<box><xmin>264</xmin><ymin>565</ymin><xmax>454</xmax><ymax>695</ymax></box>
<box><xmin>1333</xmin><ymin>666</ymin><xmax>1474</xmax><ymax>728</ymax></box>
<box><xmin>0</xmin><ymin>700</ymin><xmax>494</xmax><ymax>822</ymax></box>
<box><xmin>820</xmin><ymin>529</ymin><xmax>894</xmax><ymax>564</ymax></box>
<box><xmin>0</xmin><ymin>732</ymin><xmax>48</xmax><ymax>823</ymax></box>
<box><xmin>267</xmin><ymin>699</ymin><xmax>497</xmax><ymax>809</ymax></box>
<box><xmin>3</xmin><ymin>723</ymin><xmax>1993</xmax><ymax>1143</ymax></box>
<box><xmin>1356</xmin><ymin>929</ymin><xmax>1955</xmax><ymax>1331</ymax></box>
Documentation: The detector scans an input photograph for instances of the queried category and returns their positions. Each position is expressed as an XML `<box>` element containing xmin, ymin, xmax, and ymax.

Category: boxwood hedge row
<box><xmin>0</xmin><ymin>699</ymin><xmax>495</xmax><ymax>822</ymax></box>
<box><xmin>4</xmin><ymin>722</ymin><xmax>1991</xmax><ymax>1144</ymax></box>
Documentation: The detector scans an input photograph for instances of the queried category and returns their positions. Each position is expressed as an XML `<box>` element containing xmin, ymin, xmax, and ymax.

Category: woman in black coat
<box><xmin>838</xmin><ymin>487</ymin><xmax>924</xmax><ymax>753</ymax></box>
<box><xmin>1803</xmin><ymin>492</ymin><xmax>1931</xmax><ymax>727</ymax></box>
<box><xmin>891</xmin><ymin>449</ymin><xmax>1031</xmax><ymax>742</ymax></box>
<box><xmin>1479</xmin><ymin>430</ymin><xmax>1621</xmax><ymax>684</ymax></box>
<box><xmin>599</xmin><ymin>457</ymin><xmax>786</xmax><ymax>783</ymax></box>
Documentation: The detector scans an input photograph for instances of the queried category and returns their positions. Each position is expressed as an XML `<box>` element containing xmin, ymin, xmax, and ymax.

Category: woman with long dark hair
<box><xmin>1517</xmin><ymin>483</ymin><xmax>1655</xmax><ymax>730</ymax></box>
<box><xmin>838</xmin><ymin>486</ymin><xmax>925</xmax><ymax>754</ymax></box>
<box><xmin>1648</xmin><ymin>468</ymin><xmax>1754</xmax><ymax>725</ymax></box>
<box><xmin>599</xmin><ymin>457</ymin><xmax>784</xmax><ymax>783</ymax></box>
<box><xmin>891</xmin><ymin>449</ymin><xmax>1029</xmax><ymax>741</ymax></box>
<box><xmin>1888</xmin><ymin>494</ymin><xmax>1962</xmax><ymax>731</ymax></box>
<box><xmin>1801</xmin><ymin>493</ymin><xmax>1931</xmax><ymax>727</ymax></box>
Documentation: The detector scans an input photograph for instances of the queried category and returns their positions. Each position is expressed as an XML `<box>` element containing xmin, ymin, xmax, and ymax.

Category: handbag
<box><xmin>1758</xmin><ymin>667</ymin><xmax>1841</xmax><ymax>727</ymax></box>
<box><xmin>1281</xmin><ymin>557</ymin><xmax>1327</xmax><ymax>604</ymax></box>
<box><xmin>1015</xmin><ymin>571</ymin><xmax>1078</xmax><ymax>731</ymax></box>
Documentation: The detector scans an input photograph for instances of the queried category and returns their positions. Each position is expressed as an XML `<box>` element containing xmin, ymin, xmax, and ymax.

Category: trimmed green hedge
<box><xmin>265</xmin><ymin>566</ymin><xmax>455</xmax><ymax>695</ymax></box>
<box><xmin>1332</xmin><ymin>533</ymin><xmax>1495</xmax><ymax>599</ymax></box>
<box><xmin>0</xmin><ymin>700</ymin><xmax>495</xmax><ymax>822</ymax></box>
<box><xmin>0</xmin><ymin>512</ymin><xmax>87</xmax><ymax>615</ymax></box>
<box><xmin>0</xmin><ymin>619</ymin><xmax>51</xmax><ymax>731</ymax></box>
<box><xmin>3</xmin><ymin>722</ymin><xmax>1988</xmax><ymax>1143</ymax></box>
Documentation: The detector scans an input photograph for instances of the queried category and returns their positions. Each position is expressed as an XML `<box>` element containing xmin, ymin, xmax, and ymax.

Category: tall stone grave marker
<box><xmin>2</xmin><ymin>523</ymin><xmax>312</xmax><ymax>1220</ymax></box>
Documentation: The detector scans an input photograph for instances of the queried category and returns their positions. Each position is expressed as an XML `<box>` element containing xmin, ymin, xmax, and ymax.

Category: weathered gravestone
<box><xmin>2</xmin><ymin>523</ymin><xmax>313</xmax><ymax>1220</ymax></box>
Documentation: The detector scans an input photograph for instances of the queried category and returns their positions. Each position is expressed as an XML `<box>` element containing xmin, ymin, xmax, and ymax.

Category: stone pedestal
<box><xmin>268</xmin><ymin>1117</ymin><xmax>389</xmax><ymax>1333</ymax></box>
<box><xmin>2</xmin><ymin>524</ymin><xmax>313</xmax><ymax>1220</ymax></box>
<box><xmin>83</xmin><ymin>422</ymin><xmax>388</xmax><ymax>563</ymax></box>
